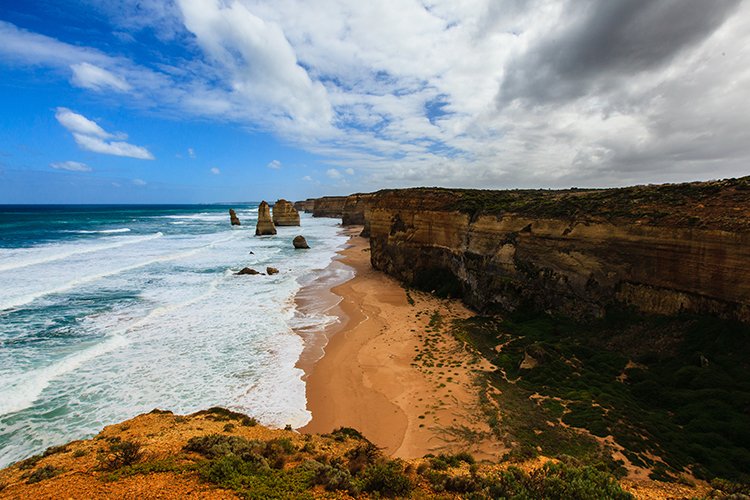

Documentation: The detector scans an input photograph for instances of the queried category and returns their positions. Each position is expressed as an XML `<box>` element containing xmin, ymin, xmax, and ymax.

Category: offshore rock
<box><xmin>255</xmin><ymin>201</ymin><xmax>277</xmax><ymax>236</ymax></box>
<box><xmin>272</xmin><ymin>199</ymin><xmax>301</xmax><ymax>226</ymax></box>
<box><xmin>293</xmin><ymin>235</ymin><xmax>310</xmax><ymax>249</ymax></box>
<box><xmin>229</xmin><ymin>208</ymin><xmax>241</xmax><ymax>226</ymax></box>
<box><xmin>236</xmin><ymin>267</ymin><xmax>260</xmax><ymax>275</ymax></box>
<box><xmin>267</xmin><ymin>267</ymin><xmax>279</xmax><ymax>275</ymax></box>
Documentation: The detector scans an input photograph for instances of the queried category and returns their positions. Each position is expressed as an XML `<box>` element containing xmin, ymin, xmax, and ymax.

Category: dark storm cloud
<box><xmin>498</xmin><ymin>0</ymin><xmax>742</xmax><ymax>106</ymax></box>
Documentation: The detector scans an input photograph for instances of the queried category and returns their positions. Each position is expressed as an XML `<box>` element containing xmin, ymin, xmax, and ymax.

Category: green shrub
<box><xmin>191</xmin><ymin>407</ymin><xmax>258</xmax><ymax>426</ymax></box>
<box><xmin>346</xmin><ymin>442</ymin><xmax>381</xmax><ymax>475</ymax></box>
<box><xmin>26</xmin><ymin>465</ymin><xmax>62</xmax><ymax>484</ymax></box>
<box><xmin>329</xmin><ymin>427</ymin><xmax>366</xmax><ymax>441</ymax></box>
<box><xmin>98</xmin><ymin>440</ymin><xmax>144</xmax><ymax>470</ymax></box>
<box><xmin>16</xmin><ymin>454</ymin><xmax>42</xmax><ymax>470</ymax></box>
<box><xmin>355</xmin><ymin>460</ymin><xmax>413</xmax><ymax>497</ymax></box>
<box><xmin>305</xmin><ymin>460</ymin><xmax>353</xmax><ymax>491</ymax></box>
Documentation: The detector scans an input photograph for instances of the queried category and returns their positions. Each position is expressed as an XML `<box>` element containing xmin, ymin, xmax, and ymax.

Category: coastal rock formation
<box><xmin>267</xmin><ymin>267</ymin><xmax>279</xmax><ymax>275</ymax></box>
<box><xmin>272</xmin><ymin>199</ymin><xmax>300</xmax><ymax>226</ymax></box>
<box><xmin>229</xmin><ymin>208</ymin><xmax>241</xmax><ymax>226</ymax></box>
<box><xmin>255</xmin><ymin>201</ymin><xmax>277</xmax><ymax>236</ymax></box>
<box><xmin>357</xmin><ymin>179</ymin><xmax>750</xmax><ymax>322</ymax></box>
<box><xmin>237</xmin><ymin>267</ymin><xmax>260</xmax><ymax>275</ymax></box>
<box><xmin>312</xmin><ymin>196</ymin><xmax>348</xmax><ymax>218</ymax></box>
<box><xmin>293</xmin><ymin>235</ymin><xmax>309</xmax><ymax>249</ymax></box>
<box><xmin>294</xmin><ymin>199</ymin><xmax>316</xmax><ymax>213</ymax></box>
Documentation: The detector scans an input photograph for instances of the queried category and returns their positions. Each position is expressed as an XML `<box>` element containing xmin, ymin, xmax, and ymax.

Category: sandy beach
<box><xmin>299</xmin><ymin>227</ymin><xmax>505</xmax><ymax>460</ymax></box>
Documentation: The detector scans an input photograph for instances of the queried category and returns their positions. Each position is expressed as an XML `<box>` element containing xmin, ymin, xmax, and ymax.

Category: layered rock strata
<box><xmin>255</xmin><ymin>201</ymin><xmax>277</xmax><ymax>236</ymax></box>
<box><xmin>312</xmin><ymin>196</ymin><xmax>348</xmax><ymax>217</ymax></box>
<box><xmin>309</xmin><ymin>178</ymin><xmax>750</xmax><ymax>322</ymax></box>
<box><xmin>272</xmin><ymin>199</ymin><xmax>301</xmax><ymax>226</ymax></box>
<box><xmin>294</xmin><ymin>199</ymin><xmax>316</xmax><ymax>213</ymax></box>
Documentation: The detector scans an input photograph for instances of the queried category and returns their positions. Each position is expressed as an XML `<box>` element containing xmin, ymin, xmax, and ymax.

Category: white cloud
<box><xmin>188</xmin><ymin>147</ymin><xmax>196</xmax><ymax>158</ymax></box>
<box><xmin>302</xmin><ymin>175</ymin><xmax>312</xmax><ymax>181</ymax></box>
<box><xmin>210</xmin><ymin>167</ymin><xmax>220</xmax><ymax>174</ymax></box>
<box><xmin>50</xmin><ymin>161</ymin><xmax>92</xmax><ymax>172</ymax></box>
<box><xmin>132</xmin><ymin>178</ymin><xmax>147</xmax><ymax>186</ymax></box>
<box><xmin>344</xmin><ymin>167</ymin><xmax>354</xmax><ymax>175</ymax></box>
<box><xmin>55</xmin><ymin>107</ymin><xmax>111</xmax><ymax>138</ymax></box>
<box><xmin>326</xmin><ymin>168</ymin><xmax>341</xmax><ymax>179</ymax></box>
<box><xmin>70</xmin><ymin>62</ymin><xmax>131</xmax><ymax>92</ymax></box>
<box><xmin>3</xmin><ymin>2</ymin><xmax>750</xmax><ymax>189</ymax></box>
<box><xmin>176</xmin><ymin>0</ymin><xmax>333</xmax><ymax>136</ymax></box>
<box><xmin>267</xmin><ymin>159</ymin><xmax>281</xmax><ymax>169</ymax></box>
<box><xmin>55</xmin><ymin>108</ymin><xmax>154</xmax><ymax>160</ymax></box>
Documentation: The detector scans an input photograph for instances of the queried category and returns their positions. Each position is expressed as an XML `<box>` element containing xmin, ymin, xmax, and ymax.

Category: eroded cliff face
<box><xmin>272</xmin><ymin>199</ymin><xmax>300</xmax><ymax>226</ymax></box>
<box><xmin>312</xmin><ymin>196</ymin><xmax>348</xmax><ymax>217</ymax></box>
<box><xmin>361</xmin><ymin>180</ymin><xmax>750</xmax><ymax>322</ymax></box>
<box><xmin>294</xmin><ymin>198</ymin><xmax>316</xmax><ymax>213</ymax></box>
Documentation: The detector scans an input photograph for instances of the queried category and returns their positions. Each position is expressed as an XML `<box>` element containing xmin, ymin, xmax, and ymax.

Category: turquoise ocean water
<box><xmin>0</xmin><ymin>205</ymin><xmax>349</xmax><ymax>467</ymax></box>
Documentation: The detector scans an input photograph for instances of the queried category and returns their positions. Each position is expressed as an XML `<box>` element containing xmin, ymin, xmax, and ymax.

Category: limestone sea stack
<box><xmin>255</xmin><ymin>201</ymin><xmax>277</xmax><ymax>236</ymax></box>
<box><xmin>293</xmin><ymin>235</ymin><xmax>309</xmax><ymax>249</ymax></box>
<box><xmin>272</xmin><ymin>199</ymin><xmax>300</xmax><ymax>226</ymax></box>
<box><xmin>229</xmin><ymin>208</ymin><xmax>241</xmax><ymax>226</ymax></box>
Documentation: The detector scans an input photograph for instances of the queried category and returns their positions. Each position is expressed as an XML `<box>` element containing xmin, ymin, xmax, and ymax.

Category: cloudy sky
<box><xmin>0</xmin><ymin>0</ymin><xmax>748</xmax><ymax>203</ymax></box>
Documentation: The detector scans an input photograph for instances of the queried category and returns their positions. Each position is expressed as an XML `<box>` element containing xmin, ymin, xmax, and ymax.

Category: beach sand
<box><xmin>299</xmin><ymin>227</ymin><xmax>506</xmax><ymax>460</ymax></box>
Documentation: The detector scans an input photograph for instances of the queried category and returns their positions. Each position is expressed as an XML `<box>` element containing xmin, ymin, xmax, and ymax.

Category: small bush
<box><xmin>346</xmin><ymin>442</ymin><xmax>381</xmax><ymax>475</ymax></box>
<box><xmin>355</xmin><ymin>460</ymin><xmax>413</xmax><ymax>497</ymax></box>
<box><xmin>306</xmin><ymin>460</ymin><xmax>353</xmax><ymax>491</ymax></box>
<box><xmin>26</xmin><ymin>465</ymin><xmax>61</xmax><ymax>484</ymax></box>
<box><xmin>192</xmin><ymin>407</ymin><xmax>258</xmax><ymax>426</ymax></box>
<box><xmin>98</xmin><ymin>440</ymin><xmax>145</xmax><ymax>470</ymax></box>
<box><xmin>329</xmin><ymin>427</ymin><xmax>366</xmax><ymax>441</ymax></box>
<box><xmin>43</xmin><ymin>445</ymin><xmax>68</xmax><ymax>457</ymax></box>
<box><xmin>17</xmin><ymin>455</ymin><xmax>42</xmax><ymax>470</ymax></box>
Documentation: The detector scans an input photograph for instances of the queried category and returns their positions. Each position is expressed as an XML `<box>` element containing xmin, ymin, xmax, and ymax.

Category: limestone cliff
<box><xmin>271</xmin><ymin>199</ymin><xmax>300</xmax><ymax>226</ymax></box>
<box><xmin>339</xmin><ymin>179</ymin><xmax>750</xmax><ymax>321</ymax></box>
<box><xmin>255</xmin><ymin>201</ymin><xmax>277</xmax><ymax>236</ymax></box>
<box><xmin>312</xmin><ymin>196</ymin><xmax>348</xmax><ymax>218</ymax></box>
<box><xmin>294</xmin><ymin>198</ymin><xmax>316</xmax><ymax>213</ymax></box>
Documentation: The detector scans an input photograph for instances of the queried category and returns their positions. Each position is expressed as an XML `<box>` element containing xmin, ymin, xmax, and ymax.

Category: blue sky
<box><xmin>1</xmin><ymin>0</ymin><xmax>748</xmax><ymax>203</ymax></box>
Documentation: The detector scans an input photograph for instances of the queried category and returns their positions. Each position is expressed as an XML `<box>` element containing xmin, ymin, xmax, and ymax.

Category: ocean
<box><xmin>0</xmin><ymin>204</ymin><xmax>350</xmax><ymax>467</ymax></box>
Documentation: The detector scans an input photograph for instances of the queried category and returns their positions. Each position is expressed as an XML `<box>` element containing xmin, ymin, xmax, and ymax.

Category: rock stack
<box><xmin>293</xmin><ymin>235</ymin><xmax>310</xmax><ymax>249</ymax></box>
<box><xmin>229</xmin><ymin>208</ymin><xmax>241</xmax><ymax>226</ymax></box>
<box><xmin>255</xmin><ymin>201</ymin><xmax>277</xmax><ymax>236</ymax></box>
<box><xmin>272</xmin><ymin>199</ymin><xmax>300</xmax><ymax>226</ymax></box>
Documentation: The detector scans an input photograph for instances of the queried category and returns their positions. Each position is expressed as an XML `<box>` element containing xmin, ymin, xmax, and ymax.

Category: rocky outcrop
<box><xmin>342</xmin><ymin>193</ymin><xmax>378</xmax><ymax>237</ymax></box>
<box><xmin>272</xmin><ymin>199</ymin><xmax>301</xmax><ymax>226</ymax></box>
<box><xmin>267</xmin><ymin>267</ymin><xmax>279</xmax><ymax>275</ymax></box>
<box><xmin>293</xmin><ymin>235</ymin><xmax>310</xmax><ymax>249</ymax></box>
<box><xmin>362</xmin><ymin>179</ymin><xmax>750</xmax><ymax>322</ymax></box>
<box><xmin>255</xmin><ymin>201</ymin><xmax>277</xmax><ymax>236</ymax></box>
<box><xmin>312</xmin><ymin>196</ymin><xmax>348</xmax><ymax>218</ymax></box>
<box><xmin>237</xmin><ymin>267</ymin><xmax>260</xmax><ymax>275</ymax></box>
<box><xmin>229</xmin><ymin>208</ymin><xmax>241</xmax><ymax>226</ymax></box>
<box><xmin>294</xmin><ymin>199</ymin><xmax>316</xmax><ymax>213</ymax></box>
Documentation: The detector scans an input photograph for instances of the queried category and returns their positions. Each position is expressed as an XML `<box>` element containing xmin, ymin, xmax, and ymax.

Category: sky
<box><xmin>0</xmin><ymin>0</ymin><xmax>748</xmax><ymax>203</ymax></box>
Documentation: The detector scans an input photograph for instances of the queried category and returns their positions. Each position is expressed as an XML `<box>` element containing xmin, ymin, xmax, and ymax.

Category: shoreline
<box><xmin>296</xmin><ymin>226</ymin><xmax>505</xmax><ymax>459</ymax></box>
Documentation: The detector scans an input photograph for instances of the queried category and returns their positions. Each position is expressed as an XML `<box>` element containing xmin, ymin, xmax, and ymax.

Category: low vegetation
<box><xmin>442</xmin><ymin>176</ymin><xmax>750</xmax><ymax>231</ymax></box>
<box><xmin>451</xmin><ymin>310</ymin><xmax>750</xmax><ymax>483</ymax></box>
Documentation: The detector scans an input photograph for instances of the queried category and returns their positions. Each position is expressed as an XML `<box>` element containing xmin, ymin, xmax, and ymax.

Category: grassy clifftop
<box><xmin>367</xmin><ymin>176</ymin><xmax>750</xmax><ymax>231</ymax></box>
<box><xmin>0</xmin><ymin>407</ymin><xmax>720</xmax><ymax>499</ymax></box>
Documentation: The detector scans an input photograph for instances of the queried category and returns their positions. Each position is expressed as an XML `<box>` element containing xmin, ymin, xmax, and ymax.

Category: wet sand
<box><xmin>298</xmin><ymin>227</ymin><xmax>505</xmax><ymax>459</ymax></box>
